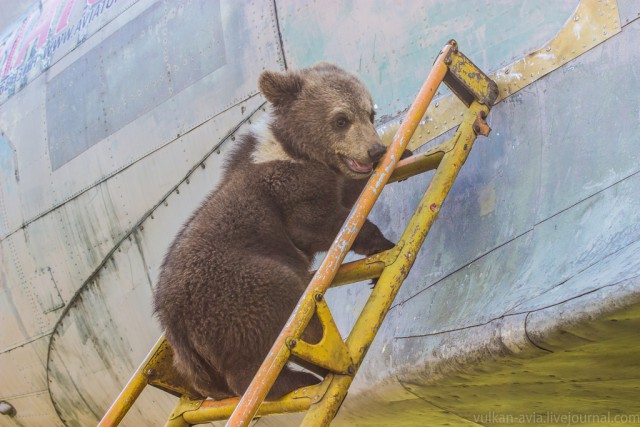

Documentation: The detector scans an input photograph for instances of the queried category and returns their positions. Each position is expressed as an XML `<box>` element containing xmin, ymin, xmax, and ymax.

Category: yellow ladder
<box><xmin>98</xmin><ymin>40</ymin><xmax>498</xmax><ymax>427</ymax></box>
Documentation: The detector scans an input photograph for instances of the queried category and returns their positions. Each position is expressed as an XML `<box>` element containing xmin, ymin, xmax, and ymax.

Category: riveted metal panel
<box><xmin>0</xmin><ymin>93</ymin><xmax>264</xmax><ymax>354</ymax></box>
<box><xmin>360</xmin><ymin>86</ymin><xmax>542</xmax><ymax>306</ymax></box>
<box><xmin>47</xmin><ymin>235</ymin><xmax>168</xmax><ymax>426</ymax></box>
<box><xmin>618</xmin><ymin>0</ymin><xmax>640</xmax><ymax>25</ymax></box>
<box><xmin>375</xmin><ymin>0</ymin><xmax>622</xmax><ymax>152</ymax></box>
<box><xmin>316</xmin><ymin>8</ymin><xmax>640</xmax><ymax>426</ymax></box>
<box><xmin>534</xmin><ymin>30</ymin><xmax>640</xmax><ymax>221</ymax></box>
<box><xmin>0</xmin><ymin>336</ymin><xmax>49</xmax><ymax>401</ymax></box>
<box><xmin>382</xmin><ymin>18</ymin><xmax>640</xmax><ymax>337</ymax></box>
<box><xmin>46</xmin><ymin>0</ymin><xmax>226</xmax><ymax>170</ymax></box>
<box><xmin>0</xmin><ymin>0</ymin><xmax>138</xmax><ymax>103</ymax></box>
<box><xmin>372</xmin><ymin>16</ymin><xmax>640</xmax><ymax>426</ymax></box>
<box><xmin>0</xmin><ymin>73</ymin><xmax>49</xmax><ymax>230</ymax></box>
<box><xmin>46</xmin><ymin>109</ymin><xmax>261</xmax><ymax>426</ymax></box>
<box><xmin>0</xmin><ymin>391</ymin><xmax>65</xmax><ymax>427</ymax></box>
<box><xmin>277</xmin><ymin>0</ymin><xmax>578</xmax><ymax>120</ymax></box>
<box><xmin>0</xmin><ymin>132</ymin><xmax>20</xmax><ymax>237</ymax></box>
<box><xmin>1</xmin><ymin>1</ymin><xmax>281</xmax><ymax>424</ymax></box>
<box><xmin>0</xmin><ymin>0</ymin><xmax>282</xmax><ymax>240</ymax></box>
<box><xmin>512</xmin><ymin>238</ymin><xmax>640</xmax><ymax>314</ymax></box>
<box><xmin>0</xmin><ymin>230</ymin><xmax>62</xmax><ymax>348</ymax></box>
<box><xmin>393</xmin><ymin>171</ymin><xmax>640</xmax><ymax>338</ymax></box>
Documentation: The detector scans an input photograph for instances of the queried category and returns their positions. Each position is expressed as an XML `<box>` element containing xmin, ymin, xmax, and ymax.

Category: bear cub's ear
<box><xmin>259</xmin><ymin>70</ymin><xmax>304</xmax><ymax>107</ymax></box>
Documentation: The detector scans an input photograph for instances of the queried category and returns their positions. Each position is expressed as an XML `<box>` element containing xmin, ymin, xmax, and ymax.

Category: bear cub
<box><xmin>153</xmin><ymin>63</ymin><xmax>397</xmax><ymax>400</ymax></box>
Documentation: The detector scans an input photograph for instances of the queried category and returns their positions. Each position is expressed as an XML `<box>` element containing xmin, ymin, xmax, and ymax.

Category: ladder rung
<box><xmin>389</xmin><ymin>148</ymin><xmax>444</xmax><ymax>183</ymax></box>
<box><xmin>167</xmin><ymin>381</ymin><xmax>331</xmax><ymax>425</ymax></box>
<box><xmin>328</xmin><ymin>243</ymin><xmax>403</xmax><ymax>288</ymax></box>
<box><xmin>329</xmin><ymin>257</ymin><xmax>384</xmax><ymax>288</ymax></box>
<box><xmin>182</xmin><ymin>397</ymin><xmax>310</xmax><ymax>424</ymax></box>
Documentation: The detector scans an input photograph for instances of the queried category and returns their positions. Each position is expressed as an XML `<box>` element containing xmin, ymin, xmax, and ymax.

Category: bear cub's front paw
<box><xmin>364</xmin><ymin>236</ymin><xmax>395</xmax><ymax>257</ymax></box>
<box><xmin>366</xmin><ymin>237</ymin><xmax>395</xmax><ymax>289</ymax></box>
<box><xmin>400</xmin><ymin>148</ymin><xmax>414</xmax><ymax>160</ymax></box>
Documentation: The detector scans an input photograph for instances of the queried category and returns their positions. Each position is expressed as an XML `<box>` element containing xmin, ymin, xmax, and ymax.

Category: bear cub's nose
<box><xmin>368</xmin><ymin>142</ymin><xmax>387</xmax><ymax>162</ymax></box>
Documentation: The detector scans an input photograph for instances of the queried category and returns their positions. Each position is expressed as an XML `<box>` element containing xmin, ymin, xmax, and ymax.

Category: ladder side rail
<box><xmin>98</xmin><ymin>336</ymin><xmax>166</xmax><ymax>426</ymax></box>
<box><xmin>225</xmin><ymin>43</ymin><xmax>454</xmax><ymax>427</ymax></box>
<box><xmin>301</xmin><ymin>101</ymin><xmax>490</xmax><ymax>426</ymax></box>
<box><xmin>98</xmin><ymin>370</ymin><xmax>148</xmax><ymax>427</ymax></box>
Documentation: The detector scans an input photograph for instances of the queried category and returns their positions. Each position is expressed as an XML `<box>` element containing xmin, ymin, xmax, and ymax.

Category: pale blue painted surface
<box><xmin>0</xmin><ymin>134</ymin><xmax>18</xmax><ymax>237</ymax></box>
<box><xmin>324</xmin><ymin>13</ymin><xmax>640</xmax><ymax>425</ymax></box>
<box><xmin>46</xmin><ymin>0</ymin><xmax>226</xmax><ymax>169</ymax></box>
<box><xmin>277</xmin><ymin>0</ymin><xmax>578</xmax><ymax>119</ymax></box>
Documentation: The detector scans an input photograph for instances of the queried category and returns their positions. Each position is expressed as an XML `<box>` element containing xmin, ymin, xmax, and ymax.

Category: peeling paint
<box><xmin>379</xmin><ymin>0</ymin><xmax>621</xmax><ymax>151</ymax></box>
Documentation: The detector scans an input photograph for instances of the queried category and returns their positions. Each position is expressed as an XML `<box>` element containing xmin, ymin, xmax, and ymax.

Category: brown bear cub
<box><xmin>153</xmin><ymin>63</ymin><xmax>397</xmax><ymax>400</ymax></box>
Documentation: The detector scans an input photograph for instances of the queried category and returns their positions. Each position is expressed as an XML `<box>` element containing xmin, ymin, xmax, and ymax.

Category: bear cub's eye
<box><xmin>336</xmin><ymin>115</ymin><xmax>349</xmax><ymax>128</ymax></box>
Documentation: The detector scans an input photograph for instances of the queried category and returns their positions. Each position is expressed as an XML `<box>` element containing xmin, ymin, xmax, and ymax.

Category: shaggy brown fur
<box><xmin>153</xmin><ymin>63</ymin><xmax>397</xmax><ymax>400</ymax></box>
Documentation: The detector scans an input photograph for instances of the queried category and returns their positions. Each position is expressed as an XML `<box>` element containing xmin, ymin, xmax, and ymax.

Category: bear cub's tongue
<box><xmin>346</xmin><ymin>157</ymin><xmax>374</xmax><ymax>173</ymax></box>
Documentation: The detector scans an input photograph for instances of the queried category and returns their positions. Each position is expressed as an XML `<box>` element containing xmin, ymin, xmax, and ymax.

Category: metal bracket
<box><xmin>365</xmin><ymin>241</ymin><xmax>404</xmax><ymax>267</ymax></box>
<box><xmin>288</xmin><ymin>296</ymin><xmax>354</xmax><ymax>375</ymax></box>
<box><xmin>168</xmin><ymin>395</ymin><xmax>203</xmax><ymax>421</ymax></box>
<box><xmin>443</xmin><ymin>40</ymin><xmax>499</xmax><ymax>107</ymax></box>
<box><xmin>142</xmin><ymin>338</ymin><xmax>195</xmax><ymax>398</ymax></box>
<box><xmin>290</xmin><ymin>374</ymin><xmax>334</xmax><ymax>404</ymax></box>
<box><xmin>473</xmin><ymin>110</ymin><xmax>491</xmax><ymax>137</ymax></box>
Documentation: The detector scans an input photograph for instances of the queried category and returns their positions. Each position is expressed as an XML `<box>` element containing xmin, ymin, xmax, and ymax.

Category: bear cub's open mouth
<box><xmin>342</xmin><ymin>155</ymin><xmax>374</xmax><ymax>174</ymax></box>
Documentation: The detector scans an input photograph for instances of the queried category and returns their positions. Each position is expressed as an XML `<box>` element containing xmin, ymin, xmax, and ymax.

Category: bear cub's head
<box><xmin>259</xmin><ymin>63</ymin><xmax>386</xmax><ymax>179</ymax></box>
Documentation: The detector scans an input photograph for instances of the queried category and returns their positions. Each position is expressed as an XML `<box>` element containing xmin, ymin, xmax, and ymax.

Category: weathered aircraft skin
<box><xmin>1</xmin><ymin>1</ymin><xmax>639</xmax><ymax>426</ymax></box>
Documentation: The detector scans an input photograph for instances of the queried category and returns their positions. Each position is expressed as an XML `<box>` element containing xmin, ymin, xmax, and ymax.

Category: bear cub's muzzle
<box><xmin>368</xmin><ymin>142</ymin><xmax>387</xmax><ymax>163</ymax></box>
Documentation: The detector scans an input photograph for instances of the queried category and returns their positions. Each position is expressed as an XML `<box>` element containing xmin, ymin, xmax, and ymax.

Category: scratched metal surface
<box><xmin>0</xmin><ymin>0</ymin><xmax>281</xmax><ymax>425</ymax></box>
<box><xmin>46</xmin><ymin>0</ymin><xmax>280</xmax><ymax>424</ymax></box>
<box><xmin>1</xmin><ymin>0</ymin><xmax>639</xmax><ymax>426</ymax></box>
<box><xmin>322</xmin><ymin>8</ymin><xmax>640</xmax><ymax>427</ymax></box>
<box><xmin>276</xmin><ymin>0</ymin><xmax>578</xmax><ymax>120</ymax></box>
<box><xmin>1</xmin><ymin>0</ymin><xmax>280</xmax><ymax>232</ymax></box>
<box><xmin>0</xmin><ymin>0</ymin><xmax>138</xmax><ymax>103</ymax></box>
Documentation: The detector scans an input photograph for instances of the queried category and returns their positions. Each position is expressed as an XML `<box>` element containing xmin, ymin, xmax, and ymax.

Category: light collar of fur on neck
<box><xmin>250</xmin><ymin>111</ymin><xmax>298</xmax><ymax>164</ymax></box>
